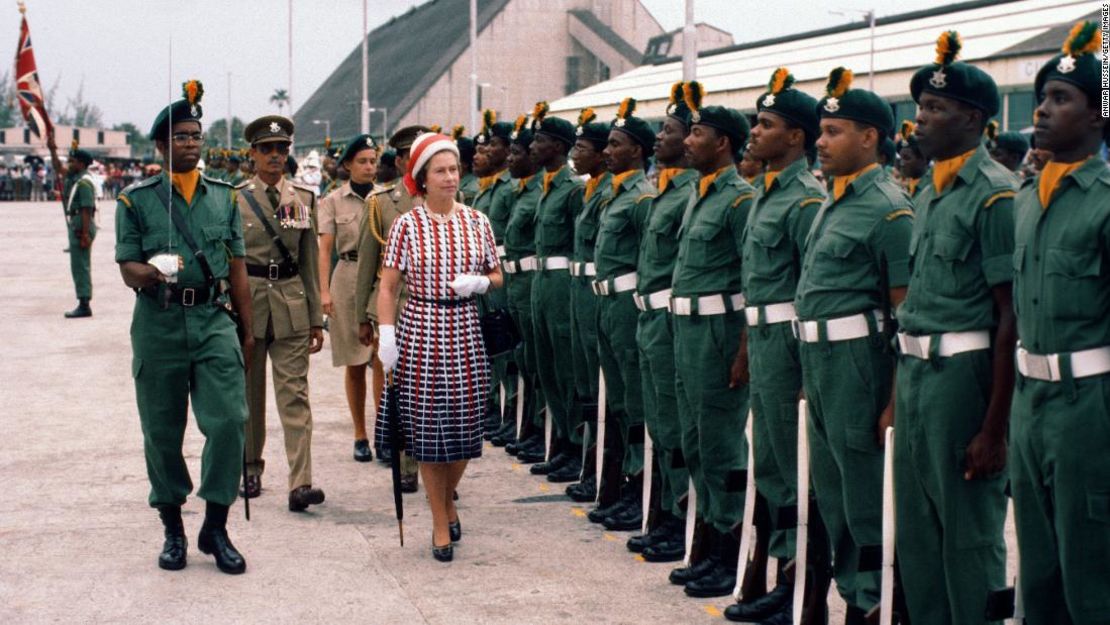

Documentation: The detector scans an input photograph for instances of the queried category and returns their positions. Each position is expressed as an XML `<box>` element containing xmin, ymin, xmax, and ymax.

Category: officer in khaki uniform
<box><xmin>565</xmin><ymin>109</ymin><xmax>613</xmax><ymax>503</ymax></box>
<box><xmin>1011</xmin><ymin>22</ymin><xmax>1110</xmax><ymax>625</ymax></box>
<box><xmin>627</xmin><ymin>83</ymin><xmax>697</xmax><ymax>563</ymax></box>
<box><xmin>238</xmin><ymin>115</ymin><xmax>326</xmax><ymax>512</ymax></box>
<box><xmin>354</xmin><ymin>124</ymin><xmax>427</xmax><ymax>491</ymax></box>
<box><xmin>795</xmin><ymin>68</ymin><xmax>913</xmax><ymax>623</ymax></box>
<box><xmin>588</xmin><ymin>99</ymin><xmax>655</xmax><ymax>532</ymax></box>
<box><xmin>666</xmin><ymin>87</ymin><xmax>754</xmax><ymax>599</ymax></box>
<box><xmin>895</xmin><ymin>33</ymin><xmax>1017</xmax><ymax>625</ymax></box>
<box><xmin>62</xmin><ymin>142</ymin><xmax>98</xmax><ymax>318</ymax></box>
<box><xmin>116</xmin><ymin>84</ymin><xmax>251</xmax><ymax>574</ymax></box>
<box><xmin>728</xmin><ymin>67</ymin><xmax>827</xmax><ymax>624</ymax></box>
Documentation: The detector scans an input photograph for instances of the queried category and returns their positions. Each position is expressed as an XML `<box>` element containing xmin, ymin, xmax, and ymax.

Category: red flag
<box><xmin>14</xmin><ymin>12</ymin><xmax>53</xmax><ymax>138</ymax></box>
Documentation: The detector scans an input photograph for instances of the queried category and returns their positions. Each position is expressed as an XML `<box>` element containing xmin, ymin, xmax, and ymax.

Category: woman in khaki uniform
<box><xmin>319</xmin><ymin>136</ymin><xmax>379</xmax><ymax>461</ymax></box>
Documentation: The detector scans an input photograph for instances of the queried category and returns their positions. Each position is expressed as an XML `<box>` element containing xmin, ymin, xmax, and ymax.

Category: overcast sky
<box><xmin>10</xmin><ymin>0</ymin><xmax>937</xmax><ymax>130</ymax></box>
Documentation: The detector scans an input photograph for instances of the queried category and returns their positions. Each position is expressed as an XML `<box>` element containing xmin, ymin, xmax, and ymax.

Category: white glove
<box><xmin>448</xmin><ymin>274</ymin><xmax>491</xmax><ymax>297</ymax></box>
<box><xmin>378</xmin><ymin>324</ymin><xmax>399</xmax><ymax>373</ymax></box>
<box><xmin>148</xmin><ymin>253</ymin><xmax>181</xmax><ymax>283</ymax></box>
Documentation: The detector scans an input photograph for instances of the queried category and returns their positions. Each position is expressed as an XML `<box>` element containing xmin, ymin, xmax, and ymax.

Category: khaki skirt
<box><xmin>328</xmin><ymin>258</ymin><xmax>372</xmax><ymax>367</ymax></box>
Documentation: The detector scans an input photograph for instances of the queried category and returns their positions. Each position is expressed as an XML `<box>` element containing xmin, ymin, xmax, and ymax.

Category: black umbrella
<box><xmin>387</xmin><ymin>372</ymin><xmax>405</xmax><ymax>546</ymax></box>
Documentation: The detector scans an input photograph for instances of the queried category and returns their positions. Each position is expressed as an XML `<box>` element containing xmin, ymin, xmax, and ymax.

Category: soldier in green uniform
<box><xmin>454</xmin><ymin>125</ymin><xmax>479</xmax><ymax>205</ymax></box>
<box><xmin>207</xmin><ymin>149</ymin><xmax>226</xmax><ymax>181</ymax></box>
<box><xmin>894</xmin><ymin>32</ymin><xmax>1018</xmax><ymax>625</ymax></box>
<box><xmin>665</xmin><ymin>84</ymin><xmax>754</xmax><ymax>598</ymax></box>
<box><xmin>500</xmin><ymin>116</ymin><xmax>547</xmax><ymax>464</ymax></box>
<box><xmin>794</xmin><ymin>67</ymin><xmax>913</xmax><ymax>623</ymax></box>
<box><xmin>627</xmin><ymin>82</ymin><xmax>698</xmax><ymax>563</ymax></box>
<box><xmin>588</xmin><ymin>98</ymin><xmax>655</xmax><ymax>532</ymax></box>
<box><xmin>895</xmin><ymin>121</ymin><xmax>929</xmax><ymax>199</ymax></box>
<box><xmin>225</xmin><ymin>151</ymin><xmax>244</xmax><ymax>185</ymax></box>
<box><xmin>528</xmin><ymin>102</ymin><xmax>585</xmax><ymax>481</ymax></box>
<box><xmin>727</xmin><ymin>67</ymin><xmax>828</xmax><ymax>624</ymax></box>
<box><xmin>237</xmin><ymin>115</ymin><xmax>326</xmax><ymax>512</ymax></box>
<box><xmin>1010</xmin><ymin>22</ymin><xmax>1110</xmax><ymax>625</ymax></box>
<box><xmin>115</xmin><ymin>81</ymin><xmax>252</xmax><ymax>574</ymax></box>
<box><xmin>62</xmin><ymin>143</ymin><xmax>97</xmax><ymax>318</ymax></box>
<box><xmin>985</xmin><ymin>123</ymin><xmax>1029</xmax><ymax>178</ymax></box>
<box><xmin>565</xmin><ymin>108</ymin><xmax>612</xmax><ymax>502</ymax></box>
<box><xmin>354</xmin><ymin>125</ymin><xmax>427</xmax><ymax>491</ymax></box>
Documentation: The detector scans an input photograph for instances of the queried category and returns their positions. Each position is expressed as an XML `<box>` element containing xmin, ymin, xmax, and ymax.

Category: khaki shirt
<box><xmin>355</xmin><ymin>179</ymin><xmax>414</xmax><ymax>323</ymax></box>
<box><xmin>237</xmin><ymin>176</ymin><xmax>323</xmax><ymax>339</ymax></box>
<box><xmin>318</xmin><ymin>181</ymin><xmax>371</xmax><ymax>255</ymax></box>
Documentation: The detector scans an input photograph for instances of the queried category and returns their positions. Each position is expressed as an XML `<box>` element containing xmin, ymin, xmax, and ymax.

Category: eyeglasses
<box><xmin>256</xmin><ymin>143</ymin><xmax>291</xmax><ymax>155</ymax></box>
<box><xmin>170</xmin><ymin>132</ymin><xmax>205</xmax><ymax>145</ymax></box>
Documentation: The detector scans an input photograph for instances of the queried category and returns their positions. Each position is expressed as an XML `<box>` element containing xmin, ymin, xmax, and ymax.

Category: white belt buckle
<box><xmin>181</xmin><ymin>288</ymin><xmax>196</xmax><ymax>307</ymax></box>
<box><xmin>898</xmin><ymin>333</ymin><xmax>930</xmax><ymax>360</ymax></box>
<box><xmin>1021</xmin><ymin>349</ymin><xmax>1059</xmax><ymax>381</ymax></box>
<box><xmin>632</xmin><ymin>293</ymin><xmax>646</xmax><ymax>311</ymax></box>
<box><xmin>268</xmin><ymin>263</ymin><xmax>280</xmax><ymax>281</ymax></box>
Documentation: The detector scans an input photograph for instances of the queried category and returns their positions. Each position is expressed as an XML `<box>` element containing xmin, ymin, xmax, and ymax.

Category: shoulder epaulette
<box><xmin>979</xmin><ymin>159</ymin><xmax>1021</xmax><ymax>191</ymax></box>
<box><xmin>116</xmin><ymin>193</ymin><xmax>132</xmax><ymax>208</ymax></box>
<box><xmin>127</xmin><ymin>175</ymin><xmax>163</xmax><ymax>193</ymax></box>
<box><xmin>885</xmin><ymin>208</ymin><xmax>914</xmax><ymax>221</ymax></box>
<box><xmin>983</xmin><ymin>190</ymin><xmax>1016</xmax><ymax>209</ymax></box>
<box><xmin>798</xmin><ymin>196</ymin><xmax>825</xmax><ymax>209</ymax></box>
<box><xmin>876</xmin><ymin>179</ymin><xmax>911</xmax><ymax>209</ymax></box>
<box><xmin>635</xmin><ymin>193</ymin><xmax>655</xmax><ymax>203</ymax></box>
<box><xmin>201</xmin><ymin>174</ymin><xmax>234</xmax><ymax>188</ymax></box>
<box><xmin>234</xmin><ymin>180</ymin><xmax>251</xmax><ymax>190</ymax></box>
<box><xmin>732</xmin><ymin>192</ymin><xmax>755</xmax><ymax>208</ymax></box>
<box><xmin>291</xmin><ymin>181</ymin><xmax>317</xmax><ymax>195</ymax></box>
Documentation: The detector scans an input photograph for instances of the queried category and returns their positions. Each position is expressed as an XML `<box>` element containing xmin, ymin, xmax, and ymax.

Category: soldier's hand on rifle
<box><xmin>308</xmin><ymin>326</ymin><xmax>324</xmax><ymax>354</ymax></box>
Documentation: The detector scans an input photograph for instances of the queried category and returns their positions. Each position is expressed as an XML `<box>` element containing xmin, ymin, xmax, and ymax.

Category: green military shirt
<box><xmin>475</xmin><ymin>169</ymin><xmax>514</xmax><ymax>245</ymax></box>
<box><xmin>1013</xmin><ymin>156</ymin><xmax>1110</xmax><ymax>355</ymax></box>
<box><xmin>534</xmin><ymin>166</ymin><xmax>583</xmax><ymax>259</ymax></box>
<box><xmin>899</xmin><ymin>145</ymin><xmax>1017</xmax><ymax>335</ymax></box>
<box><xmin>637</xmin><ymin>169</ymin><xmax>697</xmax><ymax>295</ymax></box>
<box><xmin>502</xmin><ymin>175</ymin><xmax>542</xmax><ymax>261</ymax></box>
<box><xmin>795</xmin><ymin>165</ymin><xmax>913</xmax><ymax>320</ymax></box>
<box><xmin>672</xmin><ymin>166</ymin><xmax>755</xmax><ymax>297</ymax></box>
<box><xmin>460</xmin><ymin>172</ymin><xmax>479</xmax><ymax>206</ymax></box>
<box><xmin>573</xmin><ymin>172</ymin><xmax>612</xmax><ymax>264</ymax></box>
<box><xmin>740</xmin><ymin>157</ymin><xmax>826</xmax><ymax>306</ymax></box>
<box><xmin>64</xmin><ymin>172</ymin><xmax>97</xmax><ymax>225</ymax></box>
<box><xmin>594</xmin><ymin>170</ymin><xmax>654</xmax><ymax>281</ymax></box>
<box><xmin>115</xmin><ymin>173</ymin><xmax>244</xmax><ymax>284</ymax></box>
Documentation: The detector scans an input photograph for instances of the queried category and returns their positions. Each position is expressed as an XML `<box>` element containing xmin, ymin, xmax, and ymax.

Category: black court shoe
<box><xmin>432</xmin><ymin>536</ymin><xmax>454</xmax><ymax>562</ymax></box>
<box><xmin>449</xmin><ymin>519</ymin><xmax>462</xmax><ymax>543</ymax></box>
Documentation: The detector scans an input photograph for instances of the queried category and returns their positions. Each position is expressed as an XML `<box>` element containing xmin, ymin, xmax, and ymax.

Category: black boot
<box><xmin>588</xmin><ymin>478</ymin><xmax>633</xmax><ymax>524</ymax></box>
<box><xmin>197</xmin><ymin>501</ymin><xmax>246</xmax><ymax>575</ymax></box>
<box><xmin>566</xmin><ymin>474</ymin><xmax>597</xmax><ymax>502</ymax></box>
<box><xmin>157</xmin><ymin>505</ymin><xmax>187</xmax><ymax>571</ymax></box>
<box><xmin>627</xmin><ymin>511</ymin><xmax>675</xmax><ymax>552</ymax></box>
<box><xmin>725</xmin><ymin>559</ymin><xmax>793</xmax><ymax>622</ymax></box>
<box><xmin>547</xmin><ymin>443</ymin><xmax>583</xmax><ymax>482</ymax></box>
<box><xmin>685</xmin><ymin>526</ymin><xmax>738</xmax><ymax>598</ymax></box>
<box><xmin>64</xmin><ymin>298</ymin><xmax>91</xmax><ymax>318</ymax></box>
<box><xmin>669</xmin><ymin>521</ymin><xmax>715</xmax><ymax>585</ymax></box>
<box><xmin>642</xmin><ymin>517</ymin><xmax>687</xmax><ymax>562</ymax></box>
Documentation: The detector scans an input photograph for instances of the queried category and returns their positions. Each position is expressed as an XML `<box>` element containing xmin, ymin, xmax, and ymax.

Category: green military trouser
<box><xmin>673</xmin><ymin>311</ymin><xmax>749</xmax><ymax>533</ymax></box>
<box><xmin>894</xmin><ymin>352</ymin><xmax>1006</xmax><ymax>625</ymax></box>
<box><xmin>506</xmin><ymin>272</ymin><xmax>544</xmax><ymax>430</ymax></box>
<box><xmin>637</xmin><ymin>308</ymin><xmax>689</xmax><ymax>517</ymax></box>
<box><xmin>1011</xmin><ymin>373</ymin><xmax>1110</xmax><ymax>625</ymax></box>
<box><xmin>747</xmin><ymin>321</ymin><xmax>802</xmax><ymax>560</ymax></box>
<box><xmin>130</xmin><ymin>293</ymin><xmax>246</xmax><ymax>507</ymax></box>
<box><xmin>597</xmin><ymin>292</ymin><xmax>644</xmax><ymax>476</ymax></box>
<box><xmin>483</xmin><ymin>284</ymin><xmax>517</xmax><ymax>426</ymax></box>
<box><xmin>68</xmin><ymin>222</ymin><xmax>96</xmax><ymax>300</ymax></box>
<box><xmin>799</xmin><ymin>335</ymin><xmax>889</xmax><ymax>611</ymax></box>
<box><xmin>570</xmin><ymin>278</ymin><xmax>600</xmax><ymax>447</ymax></box>
<box><xmin>531</xmin><ymin>270</ymin><xmax>577</xmax><ymax>444</ymax></box>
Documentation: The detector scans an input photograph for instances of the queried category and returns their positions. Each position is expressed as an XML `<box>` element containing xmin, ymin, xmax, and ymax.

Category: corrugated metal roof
<box><xmin>549</xmin><ymin>0</ymin><xmax>1095</xmax><ymax>114</ymax></box>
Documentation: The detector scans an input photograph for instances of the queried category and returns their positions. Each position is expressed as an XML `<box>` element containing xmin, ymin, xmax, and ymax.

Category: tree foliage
<box><xmin>205</xmin><ymin>117</ymin><xmax>249</xmax><ymax>149</ymax></box>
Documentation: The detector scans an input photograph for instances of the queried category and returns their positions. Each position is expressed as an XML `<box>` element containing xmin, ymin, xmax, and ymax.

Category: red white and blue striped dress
<box><xmin>376</xmin><ymin>204</ymin><xmax>498</xmax><ymax>462</ymax></box>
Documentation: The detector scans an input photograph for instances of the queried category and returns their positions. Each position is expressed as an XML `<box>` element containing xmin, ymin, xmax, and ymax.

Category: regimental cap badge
<box><xmin>1057</xmin><ymin>21</ymin><xmax>1099</xmax><ymax>75</ymax></box>
<box><xmin>366</xmin><ymin>136</ymin><xmax>374</xmax><ymax>148</ymax></box>
<box><xmin>682</xmin><ymin>81</ymin><xmax>704</xmax><ymax>123</ymax></box>
<box><xmin>762</xmin><ymin>94</ymin><xmax>776</xmax><ymax>107</ymax></box>
<box><xmin>510</xmin><ymin>114</ymin><xmax>527</xmax><ymax>141</ymax></box>
<box><xmin>929</xmin><ymin>69</ymin><xmax>947</xmax><ymax>89</ymax></box>
<box><xmin>823</xmin><ymin>98</ymin><xmax>840</xmax><ymax>113</ymax></box>
<box><xmin>823</xmin><ymin>67</ymin><xmax>852</xmax><ymax>114</ymax></box>
<box><xmin>615</xmin><ymin>118</ymin><xmax>627</xmax><ymax>128</ymax></box>
<box><xmin>929</xmin><ymin>31</ymin><xmax>960</xmax><ymax>89</ymax></box>
<box><xmin>269</xmin><ymin>121</ymin><xmax>281</xmax><ymax>133</ymax></box>
<box><xmin>575</xmin><ymin>126</ymin><xmax>584</xmax><ymax>136</ymax></box>
<box><xmin>666</xmin><ymin>103</ymin><xmax>677</xmax><ymax>115</ymax></box>
<box><xmin>1057</xmin><ymin>55</ymin><xmax>1077</xmax><ymax>73</ymax></box>
<box><xmin>614</xmin><ymin>97</ymin><xmax>637</xmax><ymax>128</ymax></box>
<box><xmin>477</xmin><ymin>134</ymin><xmax>487</xmax><ymax>144</ymax></box>
<box><xmin>763</xmin><ymin>67</ymin><xmax>792</xmax><ymax>109</ymax></box>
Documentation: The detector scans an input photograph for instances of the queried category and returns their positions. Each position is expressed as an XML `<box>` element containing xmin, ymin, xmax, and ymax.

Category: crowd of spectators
<box><xmin>0</xmin><ymin>159</ymin><xmax>147</xmax><ymax>201</ymax></box>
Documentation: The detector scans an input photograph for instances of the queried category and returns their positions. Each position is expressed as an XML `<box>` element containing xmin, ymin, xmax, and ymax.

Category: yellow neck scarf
<box><xmin>479</xmin><ymin>169</ymin><xmax>506</xmax><ymax>192</ymax></box>
<box><xmin>763</xmin><ymin>171</ymin><xmax>781</xmax><ymax>192</ymax></box>
<box><xmin>1038</xmin><ymin>159</ymin><xmax>1086</xmax><ymax>210</ymax></box>
<box><xmin>585</xmin><ymin>175</ymin><xmax>604</xmax><ymax>202</ymax></box>
<box><xmin>699</xmin><ymin>165</ymin><xmax>734</xmax><ymax>198</ymax></box>
<box><xmin>518</xmin><ymin>175</ymin><xmax>534</xmax><ymax>192</ymax></box>
<box><xmin>931</xmin><ymin>148</ymin><xmax>976</xmax><ymax>194</ymax></box>
<box><xmin>832</xmin><ymin>163</ymin><xmax>878</xmax><ymax>202</ymax></box>
<box><xmin>543</xmin><ymin>167</ymin><xmax>562</xmax><ymax>195</ymax></box>
<box><xmin>171</xmin><ymin>170</ymin><xmax>200</xmax><ymax>205</ymax></box>
<box><xmin>906</xmin><ymin>177</ymin><xmax>920</xmax><ymax>196</ymax></box>
<box><xmin>611</xmin><ymin>169</ymin><xmax>639</xmax><ymax>196</ymax></box>
<box><xmin>657</xmin><ymin>168</ymin><xmax>684</xmax><ymax>194</ymax></box>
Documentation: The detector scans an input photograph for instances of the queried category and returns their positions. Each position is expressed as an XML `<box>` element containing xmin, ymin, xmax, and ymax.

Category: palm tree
<box><xmin>270</xmin><ymin>89</ymin><xmax>290</xmax><ymax>114</ymax></box>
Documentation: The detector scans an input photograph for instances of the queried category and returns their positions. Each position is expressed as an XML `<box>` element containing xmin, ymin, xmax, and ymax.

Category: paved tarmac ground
<box><xmin>0</xmin><ymin>201</ymin><xmax>1019</xmax><ymax>624</ymax></box>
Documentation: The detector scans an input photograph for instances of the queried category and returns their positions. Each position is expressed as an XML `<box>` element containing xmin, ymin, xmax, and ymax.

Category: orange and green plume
<box><xmin>616</xmin><ymin>97</ymin><xmax>637</xmax><ymax>120</ymax></box>
<box><xmin>826</xmin><ymin>67</ymin><xmax>852</xmax><ymax>98</ymax></box>
<box><xmin>532</xmin><ymin>101</ymin><xmax>549</xmax><ymax>123</ymax></box>
<box><xmin>768</xmin><ymin>67</ymin><xmax>794</xmax><ymax>94</ymax></box>
<box><xmin>935</xmin><ymin>31</ymin><xmax>961</xmax><ymax>65</ymax></box>
<box><xmin>451</xmin><ymin>125</ymin><xmax>465</xmax><ymax>141</ymax></box>
<box><xmin>513</xmin><ymin>114</ymin><xmax>528</xmax><ymax>135</ymax></box>
<box><xmin>428</xmin><ymin>124</ymin><xmax>442</xmax><ymax>134</ymax></box>
<box><xmin>669</xmin><ymin>81</ymin><xmax>684</xmax><ymax>106</ymax></box>
<box><xmin>1063</xmin><ymin>21</ymin><xmax>1100</xmax><ymax>56</ymax></box>
<box><xmin>682</xmin><ymin>81</ymin><xmax>704</xmax><ymax>113</ymax></box>
<box><xmin>482</xmin><ymin>109</ymin><xmax>497</xmax><ymax>132</ymax></box>
<box><xmin>899</xmin><ymin>120</ymin><xmax>915</xmax><ymax>142</ymax></box>
<box><xmin>577</xmin><ymin>108</ymin><xmax>596</xmax><ymax>126</ymax></box>
<box><xmin>985</xmin><ymin>120</ymin><xmax>999</xmax><ymax>141</ymax></box>
<box><xmin>182</xmin><ymin>80</ymin><xmax>203</xmax><ymax>105</ymax></box>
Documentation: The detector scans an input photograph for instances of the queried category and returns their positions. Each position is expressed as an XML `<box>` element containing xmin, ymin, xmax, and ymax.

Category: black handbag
<box><xmin>480</xmin><ymin>307</ymin><xmax>521</xmax><ymax>358</ymax></box>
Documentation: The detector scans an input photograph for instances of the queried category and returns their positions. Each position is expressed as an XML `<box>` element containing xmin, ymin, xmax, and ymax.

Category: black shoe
<box><xmin>724</xmin><ymin>583</ymin><xmax>793</xmax><ymax>622</ymax></box>
<box><xmin>197</xmin><ymin>526</ymin><xmax>246</xmax><ymax>575</ymax></box>
<box><xmin>157</xmin><ymin>506</ymin><xmax>187</xmax><ymax>571</ymax></box>
<box><xmin>506</xmin><ymin>434</ymin><xmax>540</xmax><ymax>455</ymax></box>
<box><xmin>490</xmin><ymin>421</ymin><xmax>517</xmax><ymax>447</ymax></box>
<box><xmin>684</xmin><ymin>563</ymin><xmax>737</xmax><ymax>598</ymax></box>
<box><xmin>751</xmin><ymin>603</ymin><xmax>794</xmax><ymax>625</ymax></box>
<box><xmin>669</xmin><ymin>558</ymin><xmax>717</xmax><ymax>585</ymax></box>
<box><xmin>353</xmin><ymin>439</ymin><xmax>373</xmax><ymax>462</ymax></box>
<box><xmin>628</xmin><ymin>518</ymin><xmax>673</xmax><ymax>552</ymax></box>
<box><xmin>449</xmin><ymin>520</ymin><xmax>462</xmax><ymax>542</ymax></box>
<box><xmin>240</xmin><ymin>475</ymin><xmax>261</xmax><ymax>499</ymax></box>
<box><xmin>588</xmin><ymin>496</ymin><xmax>630</xmax><ymax>524</ymax></box>
<box><xmin>400</xmin><ymin>473</ymin><xmax>419</xmax><ymax>493</ymax></box>
<box><xmin>566</xmin><ymin>476</ymin><xmax>597</xmax><ymax>502</ymax></box>
<box><xmin>432</xmin><ymin>539</ymin><xmax>454</xmax><ymax>562</ymax></box>
<box><xmin>64</xmin><ymin>299</ymin><xmax>92</xmax><ymax>318</ymax></box>
<box><xmin>547</xmin><ymin>458</ymin><xmax>583</xmax><ymax>483</ymax></box>
<box><xmin>517</xmin><ymin>447</ymin><xmax>547</xmax><ymax>464</ymax></box>
<box><xmin>604</xmin><ymin>505</ymin><xmax>643</xmax><ymax>531</ymax></box>
<box><xmin>530</xmin><ymin>452</ymin><xmax>569</xmax><ymax>475</ymax></box>
<box><xmin>288</xmin><ymin>485</ymin><xmax>326</xmax><ymax>511</ymax></box>
<box><xmin>642</xmin><ymin>538</ymin><xmax>686</xmax><ymax>563</ymax></box>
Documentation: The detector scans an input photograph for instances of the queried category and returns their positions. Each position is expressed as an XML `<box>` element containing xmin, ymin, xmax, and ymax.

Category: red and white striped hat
<box><xmin>403</xmin><ymin>131</ymin><xmax>459</xmax><ymax>196</ymax></box>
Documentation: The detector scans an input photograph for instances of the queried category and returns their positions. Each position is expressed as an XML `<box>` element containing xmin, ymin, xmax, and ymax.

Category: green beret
<box><xmin>244</xmin><ymin>115</ymin><xmax>294</xmax><ymax>145</ymax></box>
<box><xmin>910</xmin><ymin>31</ymin><xmax>999</xmax><ymax>116</ymax></box>
<box><xmin>340</xmin><ymin>134</ymin><xmax>379</xmax><ymax>163</ymax></box>
<box><xmin>683</xmin><ymin>82</ymin><xmax>750</xmax><ymax>153</ymax></box>
<box><xmin>389</xmin><ymin>125</ymin><xmax>429</xmax><ymax>152</ymax></box>
<box><xmin>228</xmin><ymin>152</ymin><xmax>242</xmax><ymax>163</ymax></box>
<box><xmin>816</xmin><ymin>67</ymin><xmax>893</xmax><ymax>136</ymax></box>
<box><xmin>611</xmin><ymin>98</ymin><xmax>655</xmax><ymax>151</ymax></box>
<box><xmin>508</xmin><ymin>114</ymin><xmax>533</xmax><ymax>148</ymax></box>
<box><xmin>664</xmin><ymin>82</ymin><xmax>693</xmax><ymax>127</ymax></box>
<box><xmin>379</xmin><ymin>150</ymin><xmax>397</xmax><ymax>168</ymax></box>
<box><xmin>476</xmin><ymin>110</ymin><xmax>512</xmax><ymax>146</ymax></box>
<box><xmin>756</xmin><ymin>68</ymin><xmax>819</xmax><ymax>140</ymax></box>
<box><xmin>450</xmin><ymin>126</ymin><xmax>475</xmax><ymax>163</ymax></box>
<box><xmin>574</xmin><ymin>108</ymin><xmax>610</xmax><ymax>149</ymax></box>
<box><xmin>532</xmin><ymin>104</ymin><xmax>576</xmax><ymax>146</ymax></box>
<box><xmin>150</xmin><ymin>80</ymin><xmax>205</xmax><ymax>140</ymax></box>
<box><xmin>1035</xmin><ymin>21</ymin><xmax>1101</xmax><ymax>106</ymax></box>
<box><xmin>895</xmin><ymin>120</ymin><xmax>922</xmax><ymax>154</ymax></box>
<box><xmin>69</xmin><ymin>147</ymin><xmax>93</xmax><ymax>166</ymax></box>
<box><xmin>880</xmin><ymin>137</ymin><xmax>896</xmax><ymax>164</ymax></box>
<box><xmin>993</xmin><ymin>131</ymin><xmax>1029</xmax><ymax>155</ymax></box>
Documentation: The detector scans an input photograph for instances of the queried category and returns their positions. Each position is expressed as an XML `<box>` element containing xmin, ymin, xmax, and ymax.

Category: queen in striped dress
<box><xmin>375</xmin><ymin>132</ymin><xmax>503</xmax><ymax>561</ymax></box>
